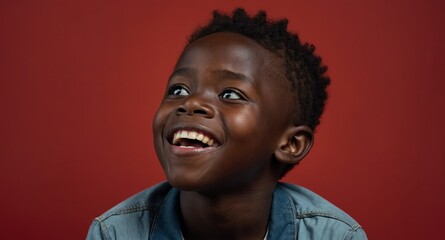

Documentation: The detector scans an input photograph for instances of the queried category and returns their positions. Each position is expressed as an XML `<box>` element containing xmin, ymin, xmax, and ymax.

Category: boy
<box><xmin>87</xmin><ymin>8</ymin><xmax>367</xmax><ymax>240</ymax></box>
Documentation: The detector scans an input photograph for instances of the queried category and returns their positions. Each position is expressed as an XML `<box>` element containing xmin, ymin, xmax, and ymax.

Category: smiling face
<box><xmin>153</xmin><ymin>32</ymin><xmax>295</xmax><ymax>193</ymax></box>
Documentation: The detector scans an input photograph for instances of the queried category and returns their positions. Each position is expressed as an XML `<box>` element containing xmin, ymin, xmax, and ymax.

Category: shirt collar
<box><xmin>151</xmin><ymin>183</ymin><xmax>295</xmax><ymax>240</ymax></box>
<box><xmin>267</xmin><ymin>183</ymin><xmax>297</xmax><ymax>240</ymax></box>
<box><xmin>151</xmin><ymin>187</ymin><xmax>183</xmax><ymax>239</ymax></box>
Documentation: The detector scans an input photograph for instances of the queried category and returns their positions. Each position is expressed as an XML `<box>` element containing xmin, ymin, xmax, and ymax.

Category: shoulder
<box><xmin>277</xmin><ymin>182</ymin><xmax>360</xmax><ymax>228</ymax></box>
<box><xmin>96</xmin><ymin>181</ymin><xmax>172</xmax><ymax>222</ymax></box>
<box><xmin>86</xmin><ymin>182</ymin><xmax>174</xmax><ymax>240</ymax></box>
<box><xmin>274</xmin><ymin>182</ymin><xmax>367</xmax><ymax>240</ymax></box>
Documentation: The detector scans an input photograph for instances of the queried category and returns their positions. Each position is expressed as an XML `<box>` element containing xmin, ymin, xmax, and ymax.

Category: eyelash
<box><xmin>167</xmin><ymin>84</ymin><xmax>189</xmax><ymax>96</ymax></box>
<box><xmin>218</xmin><ymin>89</ymin><xmax>246</xmax><ymax>101</ymax></box>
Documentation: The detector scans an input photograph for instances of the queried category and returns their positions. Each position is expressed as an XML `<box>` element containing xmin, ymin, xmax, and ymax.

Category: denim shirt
<box><xmin>87</xmin><ymin>182</ymin><xmax>367</xmax><ymax>240</ymax></box>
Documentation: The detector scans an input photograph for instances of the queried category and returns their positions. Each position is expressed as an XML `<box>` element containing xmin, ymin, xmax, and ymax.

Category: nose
<box><xmin>176</xmin><ymin>94</ymin><xmax>215</xmax><ymax>118</ymax></box>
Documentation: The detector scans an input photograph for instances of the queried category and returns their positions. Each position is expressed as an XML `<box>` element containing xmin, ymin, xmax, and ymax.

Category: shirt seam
<box><xmin>284</xmin><ymin>192</ymin><xmax>297</xmax><ymax>240</ymax></box>
<box><xmin>346</xmin><ymin>227</ymin><xmax>356</xmax><ymax>240</ymax></box>
<box><xmin>279</xmin><ymin>184</ymin><xmax>362</xmax><ymax>232</ymax></box>
<box><xmin>94</xmin><ymin>218</ymin><xmax>112</xmax><ymax>240</ymax></box>
<box><xmin>96</xmin><ymin>203</ymin><xmax>153</xmax><ymax>222</ymax></box>
<box><xmin>295</xmin><ymin>211</ymin><xmax>362</xmax><ymax>231</ymax></box>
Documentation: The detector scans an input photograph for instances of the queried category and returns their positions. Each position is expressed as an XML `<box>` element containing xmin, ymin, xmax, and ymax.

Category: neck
<box><xmin>180</xmin><ymin>182</ymin><xmax>275</xmax><ymax>240</ymax></box>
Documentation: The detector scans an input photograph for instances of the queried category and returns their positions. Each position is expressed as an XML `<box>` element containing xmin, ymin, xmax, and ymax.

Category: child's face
<box><xmin>153</xmin><ymin>32</ymin><xmax>294</xmax><ymax>192</ymax></box>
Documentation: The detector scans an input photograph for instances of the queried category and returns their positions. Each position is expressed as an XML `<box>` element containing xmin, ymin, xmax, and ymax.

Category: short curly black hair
<box><xmin>187</xmin><ymin>8</ymin><xmax>330</xmax><ymax>130</ymax></box>
<box><xmin>186</xmin><ymin>8</ymin><xmax>330</xmax><ymax>176</ymax></box>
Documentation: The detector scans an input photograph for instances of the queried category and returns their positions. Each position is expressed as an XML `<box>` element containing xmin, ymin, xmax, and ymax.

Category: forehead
<box><xmin>175</xmin><ymin>32</ymin><xmax>283</xmax><ymax>82</ymax></box>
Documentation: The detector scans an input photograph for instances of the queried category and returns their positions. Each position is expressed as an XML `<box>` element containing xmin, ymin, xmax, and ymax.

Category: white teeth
<box><xmin>180</xmin><ymin>131</ymin><xmax>188</xmax><ymax>138</ymax></box>
<box><xmin>188</xmin><ymin>131</ymin><xmax>197</xmax><ymax>139</ymax></box>
<box><xmin>196</xmin><ymin>133</ymin><xmax>204</xmax><ymax>141</ymax></box>
<box><xmin>172</xmin><ymin>130</ymin><xmax>215</xmax><ymax>147</ymax></box>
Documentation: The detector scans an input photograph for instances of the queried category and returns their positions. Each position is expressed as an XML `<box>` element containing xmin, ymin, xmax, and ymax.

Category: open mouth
<box><xmin>171</xmin><ymin>129</ymin><xmax>219</xmax><ymax>148</ymax></box>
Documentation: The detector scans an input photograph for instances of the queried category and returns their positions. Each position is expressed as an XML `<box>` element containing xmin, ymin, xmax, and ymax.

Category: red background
<box><xmin>1</xmin><ymin>0</ymin><xmax>444</xmax><ymax>239</ymax></box>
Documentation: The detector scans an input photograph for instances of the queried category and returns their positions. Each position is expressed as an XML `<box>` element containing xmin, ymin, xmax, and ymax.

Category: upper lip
<box><xmin>166</xmin><ymin>124</ymin><xmax>222</xmax><ymax>147</ymax></box>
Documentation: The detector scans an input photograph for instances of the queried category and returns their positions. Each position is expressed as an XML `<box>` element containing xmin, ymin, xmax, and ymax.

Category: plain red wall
<box><xmin>1</xmin><ymin>0</ymin><xmax>444</xmax><ymax>239</ymax></box>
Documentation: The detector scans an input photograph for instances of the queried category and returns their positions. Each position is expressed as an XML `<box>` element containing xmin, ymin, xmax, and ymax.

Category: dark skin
<box><xmin>153</xmin><ymin>32</ymin><xmax>313</xmax><ymax>240</ymax></box>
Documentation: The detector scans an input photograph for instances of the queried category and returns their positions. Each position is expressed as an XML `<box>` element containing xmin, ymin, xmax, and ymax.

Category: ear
<box><xmin>274</xmin><ymin>125</ymin><xmax>314</xmax><ymax>165</ymax></box>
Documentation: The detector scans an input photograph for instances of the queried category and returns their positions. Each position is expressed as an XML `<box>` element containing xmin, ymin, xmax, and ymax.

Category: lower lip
<box><xmin>170</xmin><ymin>145</ymin><xmax>217</xmax><ymax>155</ymax></box>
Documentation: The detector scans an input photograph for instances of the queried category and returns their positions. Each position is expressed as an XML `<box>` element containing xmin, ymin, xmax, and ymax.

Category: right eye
<box><xmin>167</xmin><ymin>84</ymin><xmax>189</xmax><ymax>96</ymax></box>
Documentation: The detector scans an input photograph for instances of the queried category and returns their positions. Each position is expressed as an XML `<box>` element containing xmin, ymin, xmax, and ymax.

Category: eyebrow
<box><xmin>211</xmin><ymin>69</ymin><xmax>251</xmax><ymax>82</ymax></box>
<box><xmin>169</xmin><ymin>68</ymin><xmax>255</xmax><ymax>88</ymax></box>
<box><xmin>168</xmin><ymin>67</ymin><xmax>196</xmax><ymax>81</ymax></box>
<box><xmin>212</xmin><ymin>69</ymin><xmax>257</xmax><ymax>90</ymax></box>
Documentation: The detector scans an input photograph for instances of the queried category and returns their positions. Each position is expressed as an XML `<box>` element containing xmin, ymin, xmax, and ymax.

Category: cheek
<box><xmin>152</xmin><ymin>103</ymin><xmax>172</xmax><ymax>131</ymax></box>
<box><xmin>152</xmin><ymin>103</ymin><xmax>173</xmax><ymax>154</ymax></box>
<box><xmin>152</xmin><ymin>105</ymin><xmax>171</xmax><ymax>168</ymax></box>
<box><xmin>222</xmin><ymin>104</ymin><xmax>284</xmax><ymax>155</ymax></box>
<box><xmin>224</xmin><ymin>107</ymin><xmax>261</xmax><ymax>141</ymax></box>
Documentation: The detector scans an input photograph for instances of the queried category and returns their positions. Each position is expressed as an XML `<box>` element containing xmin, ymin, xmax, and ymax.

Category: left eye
<box><xmin>219</xmin><ymin>90</ymin><xmax>243</xmax><ymax>100</ymax></box>
<box><xmin>167</xmin><ymin>84</ymin><xmax>189</xmax><ymax>96</ymax></box>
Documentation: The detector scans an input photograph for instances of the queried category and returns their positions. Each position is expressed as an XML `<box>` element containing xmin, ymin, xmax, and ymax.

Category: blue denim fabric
<box><xmin>87</xmin><ymin>182</ymin><xmax>367</xmax><ymax>239</ymax></box>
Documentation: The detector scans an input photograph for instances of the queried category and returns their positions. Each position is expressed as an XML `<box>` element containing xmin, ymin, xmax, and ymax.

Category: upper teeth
<box><xmin>173</xmin><ymin>130</ymin><xmax>214</xmax><ymax>147</ymax></box>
